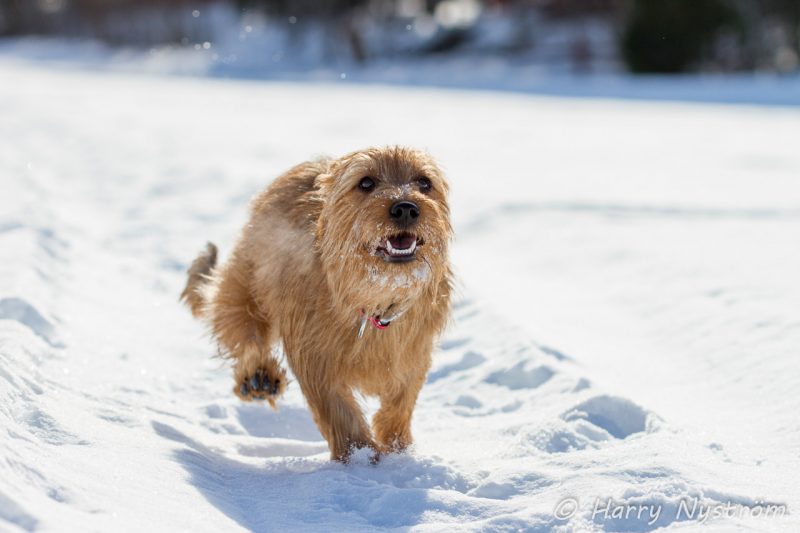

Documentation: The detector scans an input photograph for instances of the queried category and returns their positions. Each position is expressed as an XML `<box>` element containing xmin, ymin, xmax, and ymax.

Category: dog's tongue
<box><xmin>389</xmin><ymin>234</ymin><xmax>416</xmax><ymax>250</ymax></box>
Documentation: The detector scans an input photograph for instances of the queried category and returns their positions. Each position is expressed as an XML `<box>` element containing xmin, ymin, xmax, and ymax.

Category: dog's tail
<box><xmin>180</xmin><ymin>242</ymin><xmax>218</xmax><ymax>318</ymax></box>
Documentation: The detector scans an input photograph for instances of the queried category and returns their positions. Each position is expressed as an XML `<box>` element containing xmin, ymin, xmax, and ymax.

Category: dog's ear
<box><xmin>313</xmin><ymin>171</ymin><xmax>335</xmax><ymax>244</ymax></box>
<box><xmin>315</xmin><ymin>155</ymin><xmax>358</xmax><ymax>202</ymax></box>
<box><xmin>314</xmin><ymin>171</ymin><xmax>334</xmax><ymax>194</ymax></box>
<box><xmin>322</xmin><ymin>150</ymin><xmax>371</xmax><ymax>190</ymax></box>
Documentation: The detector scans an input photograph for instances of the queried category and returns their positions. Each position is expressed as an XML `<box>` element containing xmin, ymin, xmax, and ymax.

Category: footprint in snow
<box><xmin>562</xmin><ymin>395</ymin><xmax>653</xmax><ymax>440</ymax></box>
<box><xmin>0</xmin><ymin>297</ymin><xmax>63</xmax><ymax>348</ymax></box>
<box><xmin>485</xmin><ymin>361</ymin><xmax>554</xmax><ymax>390</ymax></box>
<box><xmin>427</xmin><ymin>351</ymin><xmax>486</xmax><ymax>383</ymax></box>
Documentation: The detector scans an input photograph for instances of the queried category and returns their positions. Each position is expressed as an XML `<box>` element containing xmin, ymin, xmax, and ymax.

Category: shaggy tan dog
<box><xmin>181</xmin><ymin>146</ymin><xmax>452</xmax><ymax>461</ymax></box>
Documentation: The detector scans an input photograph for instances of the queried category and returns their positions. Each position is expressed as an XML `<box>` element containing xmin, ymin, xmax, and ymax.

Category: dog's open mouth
<box><xmin>376</xmin><ymin>232</ymin><xmax>423</xmax><ymax>263</ymax></box>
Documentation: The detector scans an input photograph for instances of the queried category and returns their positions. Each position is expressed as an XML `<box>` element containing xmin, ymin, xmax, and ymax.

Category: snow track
<box><xmin>1</xmin><ymin>62</ymin><xmax>798</xmax><ymax>531</ymax></box>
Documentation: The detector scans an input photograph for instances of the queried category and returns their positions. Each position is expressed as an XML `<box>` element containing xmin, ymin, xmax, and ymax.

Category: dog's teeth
<box><xmin>384</xmin><ymin>238</ymin><xmax>417</xmax><ymax>256</ymax></box>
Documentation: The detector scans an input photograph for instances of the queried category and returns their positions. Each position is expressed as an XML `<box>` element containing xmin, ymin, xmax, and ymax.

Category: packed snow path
<box><xmin>1</xmin><ymin>62</ymin><xmax>798</xmax><ymax>531</ymax></box>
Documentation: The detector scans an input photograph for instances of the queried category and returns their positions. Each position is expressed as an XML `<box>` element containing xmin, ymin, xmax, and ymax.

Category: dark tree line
<box><xmin>622</xmin><ymin>0</ymin><xmax>800</xmax><ymax>73</ymax></box>
<box><xmin>0</xmin><ymin>0</ymin><xmax>798</xmax><ymax>73</ymax></box>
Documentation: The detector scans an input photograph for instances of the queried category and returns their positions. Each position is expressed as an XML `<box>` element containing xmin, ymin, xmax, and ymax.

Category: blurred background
<box><xmin>1</xmin><ymin>0</ymin><xmax>798</xmax><ymax>80</ymax></box>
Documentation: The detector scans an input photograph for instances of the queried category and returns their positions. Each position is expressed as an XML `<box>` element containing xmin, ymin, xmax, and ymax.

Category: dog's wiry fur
<box><xmin>181</xmin><ymin>146</ymin><xmax>452</xmax><ymax>461</ymax></box>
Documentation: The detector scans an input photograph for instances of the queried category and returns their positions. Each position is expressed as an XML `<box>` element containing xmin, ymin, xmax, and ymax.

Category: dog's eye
<box><xmin>417</xmin><ymin>177</ymin><xmax>432</xmax><ymax>192</ymax></box>
<box><xmin>358</xmin><ymin>177</ymin><xmax>376</xmax><ymax>192</ymax></box>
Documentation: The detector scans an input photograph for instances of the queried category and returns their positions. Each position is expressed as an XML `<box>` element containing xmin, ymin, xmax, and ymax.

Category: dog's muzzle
<box><xmin>389</xmin><ymin>200</ymin><xmax>419</xmax><ymax>228</ymax></box>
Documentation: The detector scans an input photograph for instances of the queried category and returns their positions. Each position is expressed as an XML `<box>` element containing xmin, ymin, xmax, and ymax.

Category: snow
<box><xmin>2</xmin><ymin>36</ymin><xmax>800</xmax><ymax>107</ymax></box>
<box><xmin>1</xmin><ymin>56</ymin><xmax>799</xmax><ymax>532</ymax></box>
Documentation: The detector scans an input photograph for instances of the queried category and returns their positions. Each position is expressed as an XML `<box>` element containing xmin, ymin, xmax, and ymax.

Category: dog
<box><xmin>181</xmin><ymin>146</ymin><xmax>452</xmax><ymax>461</ymax></box>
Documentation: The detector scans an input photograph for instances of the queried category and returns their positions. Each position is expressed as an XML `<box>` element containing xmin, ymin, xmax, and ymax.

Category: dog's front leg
<box><xmin>302</xmin><ymin>384</ymin><xmax>375</xmax><ymax>462</ymax></box>
<box><xmin>373</xmin><ymin>370</ymin><xmax>426</xmax><ymax>454</ymax></box>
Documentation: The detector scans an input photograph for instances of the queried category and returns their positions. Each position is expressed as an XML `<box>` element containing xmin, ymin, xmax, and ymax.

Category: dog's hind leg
<box><xmin>208</xmin><ymin>255</ymin><xmax>286</xmax><ymax>408</ymax></box>
<box><xmin>230</xmin><ymin>342</ymin><xmax>286</xmax><ymax>408</ymax></box>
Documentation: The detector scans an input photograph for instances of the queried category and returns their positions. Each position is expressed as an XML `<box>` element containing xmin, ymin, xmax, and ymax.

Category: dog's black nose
<box><xmin>389</xmin><ymin>200</ymin><xmax>420</xmax><ymax>226</ymax></box>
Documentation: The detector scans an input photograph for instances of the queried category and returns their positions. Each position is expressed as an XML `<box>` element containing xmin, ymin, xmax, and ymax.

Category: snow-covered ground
<box><xmin>2</xmin><ymin>37</ymin><xmax>800</xmax><ymax>107</ymax></box>
<box><xmin>1</xmin><ymin>58</ymin><xmax>799</xmax><ymax>531</ymax></box>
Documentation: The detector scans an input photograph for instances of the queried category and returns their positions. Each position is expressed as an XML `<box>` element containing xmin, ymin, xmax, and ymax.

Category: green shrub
<box><xmin>621</xmin><ymin>0</ymin><xmax>740</xmax><ymax>73</ymax></box>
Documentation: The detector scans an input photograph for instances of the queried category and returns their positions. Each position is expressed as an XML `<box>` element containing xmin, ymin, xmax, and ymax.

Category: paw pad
<box><xmin>236</xmin><ymin>368</ymin><xmax>285</xmax><ymax>403</ymax></box>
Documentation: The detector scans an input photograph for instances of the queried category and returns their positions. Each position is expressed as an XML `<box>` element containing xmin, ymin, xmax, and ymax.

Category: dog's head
<box><xmin>316</xmin><ymin>146</ymin><xmax>451</xmax><ymax>314</ymax></box>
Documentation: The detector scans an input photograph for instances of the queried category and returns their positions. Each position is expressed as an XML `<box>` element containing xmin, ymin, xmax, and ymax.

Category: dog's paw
<box><xmin>234</xmin><ymin>368</ymin><xmax>286</xmax><ymax>407</ymax></box>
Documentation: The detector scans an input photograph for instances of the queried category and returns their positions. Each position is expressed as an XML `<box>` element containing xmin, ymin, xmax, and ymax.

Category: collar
<box><xmin>357</xmin><ymin>306</ymin><xmax>405</xmax><ymax>338</ymax></box>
